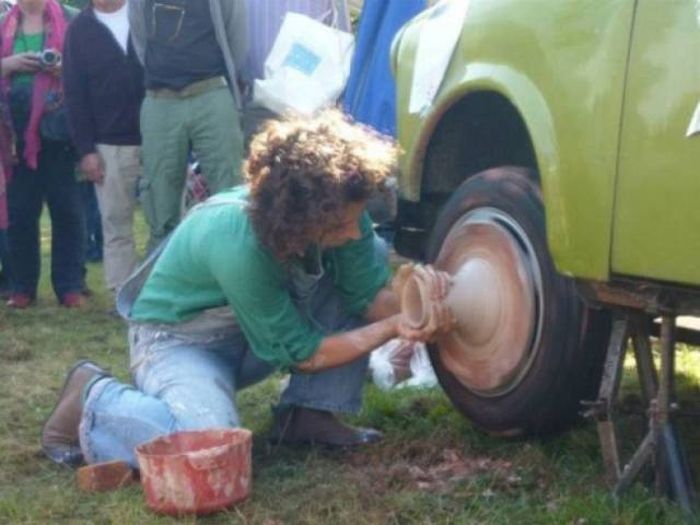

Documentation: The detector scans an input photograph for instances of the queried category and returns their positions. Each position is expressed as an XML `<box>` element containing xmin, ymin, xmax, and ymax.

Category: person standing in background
<box><xmin>63</xmin><ymin>0</ymin><xmax>144</xmax><ymax>296</ymax></box>
<box><xmin>0</xmin><ymin>45</ymin><xmax>14</xmax><ymax>298</ymax></box>
<box><xmin>0</xmin><ymin>0</ymin><xmax>85</xmax><ymax>309</ymax></box>
<box><xmin>129</xmin><ymin>0</ymin><xmax>247</xmax><ymax>251</ymax></box>
<box><xmin>80</xmin><ymin>181</ymin><xmax>102</xmax><ymax>264</ymax></box>
<box><xmin>0</xmin><ymin>80</ymin><xmax>12</xmax><ymax>299</ymax></box>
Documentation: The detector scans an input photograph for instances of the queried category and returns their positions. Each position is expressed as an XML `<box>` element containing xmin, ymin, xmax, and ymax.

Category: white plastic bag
<box><xmin>370</xmin><ymin>340</ymin><xmax>438</xmax><ymax>390</ymax></box>
<box><xmin>398</xmin><ymin>343</ymin><xmax>438</xmax><ymax>390</ymax></box>
<box><xmin>253</xmin><ymin>12</ymin><xmax>355</xmax><ymax>115</ymax></box>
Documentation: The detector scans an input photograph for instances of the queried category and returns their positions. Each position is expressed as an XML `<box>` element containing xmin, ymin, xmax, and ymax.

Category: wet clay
<box><xmin>400</xmin><ymin>265</ymin><xmax>456</xmax><ymax>333</ymax></box>
<box><xmin>400</xmin><ymin>260</ymin><xmax>504</xmax><ymax>342</ymax></box>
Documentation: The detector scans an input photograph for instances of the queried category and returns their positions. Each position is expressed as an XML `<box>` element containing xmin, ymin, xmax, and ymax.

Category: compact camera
<box><xmin>37</xmin><ymin>48</ymin><xmax>62</xmax><ymax>69</ymax></box>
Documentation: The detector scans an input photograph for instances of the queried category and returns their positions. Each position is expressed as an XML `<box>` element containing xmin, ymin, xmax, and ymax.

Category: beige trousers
<box><xmin>94</xmin><ymin>144</ymin><xmax>142</xmax><ymax>293</ymax></box>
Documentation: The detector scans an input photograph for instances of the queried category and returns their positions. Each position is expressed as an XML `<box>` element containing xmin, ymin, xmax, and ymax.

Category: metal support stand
<box><xmin>583</xmin><ymin>311</ymin><xmax>696</xmax><ymax>520</ymax></box>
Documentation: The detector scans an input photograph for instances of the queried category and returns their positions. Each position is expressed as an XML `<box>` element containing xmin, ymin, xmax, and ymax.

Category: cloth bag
<box><xmin>253</xmin><ymin>12</ymin><xmax>354</xmax><ymax>115</ymax></box>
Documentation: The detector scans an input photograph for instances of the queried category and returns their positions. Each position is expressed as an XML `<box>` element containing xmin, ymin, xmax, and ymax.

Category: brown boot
<box><xmin>269</xmin><ymin>405</ymin><xmax>382</xmax><ymax>448</ymax></box>
<box><xmin>41</xmin><ymin>360</ymin><xmax>109</xmax><ymax>467</ymax></box>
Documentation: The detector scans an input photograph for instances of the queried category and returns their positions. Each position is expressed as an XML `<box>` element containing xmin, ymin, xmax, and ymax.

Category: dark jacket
<box><xmin>63</xmin><ymin>6</ymin><xmax>144</xmax><ymax>158</ymax></box>
<box><xmin>129</xmin><ymin>0</ymin><xmax>246</xmax><ymax>108</ymax></box>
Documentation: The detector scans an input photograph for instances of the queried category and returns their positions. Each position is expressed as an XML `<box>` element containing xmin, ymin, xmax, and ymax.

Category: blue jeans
<box><xmin>7</xmin><ymin>140</ymin><xmax>85</xmax><ymax>299</ymax></box>
<box><xmin>80</xmin><ymin>260</ymin><xmax>380</xmax><ymax>467</ymax></box>
<box><xmin>80</xmin><ymin>182</ymin><xmax>103</xmax><ymax>263</ymax></box>
<box><xmin>0</xmin><ymin>229</ymin><xmax>11</xmax><ymax>290</ymax></box>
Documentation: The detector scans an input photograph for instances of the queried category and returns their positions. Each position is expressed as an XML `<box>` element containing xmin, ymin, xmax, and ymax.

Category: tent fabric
<box><xmin>343</xmin><ymin>0</ymin><xmax>425</xmax><ymax>136</ymax></box>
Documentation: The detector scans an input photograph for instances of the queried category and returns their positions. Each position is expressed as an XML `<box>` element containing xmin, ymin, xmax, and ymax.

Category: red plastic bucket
<box><xmin>135</xmin><ymin>428</ymin><xmax>252</xmax><ymax>515</ymax></box>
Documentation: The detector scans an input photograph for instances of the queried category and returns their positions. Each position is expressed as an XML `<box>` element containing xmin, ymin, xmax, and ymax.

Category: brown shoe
<box><xmin>269</xmin><ymin>406</ymin><xmax>382</xmax><ymax>448</ymax></box>
<box><xmin>41</xmin><ymin>360</ymin><xmax>109</xmax><ymax>467</ymax></box>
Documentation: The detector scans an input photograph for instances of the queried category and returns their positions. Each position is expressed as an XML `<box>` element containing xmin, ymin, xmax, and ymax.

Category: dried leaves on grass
<box><xmin>346</xmin><ymin>444</ymin><xmax>523</xmax><ymax>496</ymax></box>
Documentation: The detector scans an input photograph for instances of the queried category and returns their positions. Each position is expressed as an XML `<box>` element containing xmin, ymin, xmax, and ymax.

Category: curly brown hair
<box><xmin>244</xmin><ymin>110</ymin><xmax>397</xmax><ymax>261</ymax></box>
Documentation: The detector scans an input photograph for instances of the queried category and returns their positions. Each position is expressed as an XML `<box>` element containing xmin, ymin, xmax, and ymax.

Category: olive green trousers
<box><xmin>139</xmin><ymin>85</ymin><xmax>243</xmax><ymax>251</ymax></box>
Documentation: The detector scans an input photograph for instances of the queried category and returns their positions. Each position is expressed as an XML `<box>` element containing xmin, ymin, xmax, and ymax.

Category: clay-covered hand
<box><xmin>416</xmin><ymin>264</ymin><xmax>451</xmax><ymax>303</ymax></box>
<box><xmin>395</xmin><ymin>262</ymin><xmax>455</xmax><ymax>341</ymax></box>
<box><xmin>396</xmin><ymin>300</ymin><xmax>454</xmax><ymax>342</ymax></box>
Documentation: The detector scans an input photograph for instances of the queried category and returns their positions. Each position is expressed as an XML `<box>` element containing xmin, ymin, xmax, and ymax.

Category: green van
<box><xmin>391</xmin><ymin>0</ymin><xmax>700</xmax><ymax>436</ymax></box>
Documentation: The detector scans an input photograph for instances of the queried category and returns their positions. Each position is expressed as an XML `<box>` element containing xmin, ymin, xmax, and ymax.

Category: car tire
<box><xmin>426</xmin><ymin>166</ymin><xmax>611</xmax><ymax>436</ymax></box>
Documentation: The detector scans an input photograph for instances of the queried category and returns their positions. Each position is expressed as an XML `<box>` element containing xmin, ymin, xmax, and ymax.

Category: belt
<box><xmin>146</xmin><ymin>76</ymin><xmax>228</xmax><ymax>99</ymax></box>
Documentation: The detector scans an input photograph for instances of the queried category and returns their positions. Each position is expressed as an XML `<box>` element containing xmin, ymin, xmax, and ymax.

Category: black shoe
<box><xmin>268</xmin><ymin>406</ymin><xmax>382</xmax><ymax>448</ymax></box>
<box><xmin>41</xmin><ymin>360</ymin><xmax>109</xmax><ymax>467</ymax></box>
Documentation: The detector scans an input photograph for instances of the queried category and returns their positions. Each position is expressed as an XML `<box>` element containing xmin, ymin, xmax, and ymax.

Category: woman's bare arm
<box><xmin>296</xmin><ymin>314</ymin><xmax>401</xmax><ymax>373</ymax></box>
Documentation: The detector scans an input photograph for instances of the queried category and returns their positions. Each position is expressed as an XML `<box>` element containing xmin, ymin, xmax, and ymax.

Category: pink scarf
<box><xmin>0</xmin><ymin>117</ymin><xmax>11</xmax><ymax>229</ymax></box>
<box><xmin>0</xmin><ymin>0</ymin><xmax>67</xmax><ymax>169</ymax></box>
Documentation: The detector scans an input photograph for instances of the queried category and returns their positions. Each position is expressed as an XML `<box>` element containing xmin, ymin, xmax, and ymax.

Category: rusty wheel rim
<box><xmin>434</xmin><ymin>207</ymin><xmax>543</xmax><ymax>396</ymax></box>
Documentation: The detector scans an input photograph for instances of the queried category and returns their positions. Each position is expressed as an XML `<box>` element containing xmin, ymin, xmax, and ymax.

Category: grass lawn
<box><xmin>0</xmin><ymin>210</ymin><xmax>697</xmax><ymax>524</ymax></box>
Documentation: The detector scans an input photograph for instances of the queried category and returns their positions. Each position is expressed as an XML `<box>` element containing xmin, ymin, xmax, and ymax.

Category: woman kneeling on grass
<box><xmin>41</xmin><ymin>110</ymin><xmax>451</xmax><ymax>467</ymax></box>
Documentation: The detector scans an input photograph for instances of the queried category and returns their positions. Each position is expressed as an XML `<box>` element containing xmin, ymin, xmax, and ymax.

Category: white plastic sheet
<box><xmin>409</xmin><ymin>0</ymin><xmax>470</xmax><ymax>114</ymax></box>
<box><xmin>370</xmin><ymin>340</ymin><xmax>438</xmax><ymax>390</ymax></box>
<box><xmin>686</xmin><ymin>101</ymin><xmax>700</xmax><ymax>138</ymax></box>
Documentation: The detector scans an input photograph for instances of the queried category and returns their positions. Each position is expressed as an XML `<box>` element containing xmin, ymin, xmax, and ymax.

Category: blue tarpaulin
<box><xmin>343</xmin><ymin>0</ymin><xmax>426</xmax><ymax>137</ymax></box>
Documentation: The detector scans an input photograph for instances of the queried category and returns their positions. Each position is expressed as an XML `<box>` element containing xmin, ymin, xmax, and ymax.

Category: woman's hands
<box><xmin>395</xmin><ymin>301</ymin><xmax>454</xmax><ymax>343</ymax></box>
<box><xmin>1</xmin><ymin>52</ymin><xmax>41</xmax><ymax>77</ymax></box>
<box><xmin>296</xmin><ymin>263</ymin><xmax>455</xmax><ymax>374</ymax></box>
<box><xmin>392</xmin><ymin>263</ymin><xmax>454</xmax><ymax>342</ymax></box>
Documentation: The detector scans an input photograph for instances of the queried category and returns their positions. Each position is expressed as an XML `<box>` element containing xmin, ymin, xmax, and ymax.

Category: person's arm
<box><xmin>329</xmin><ymin>213</ymin><xmax>393</xmax><ymax>317</ymax></box>
<box><xmin>220</xmin><ymin>0</ymin><xmax>248</xmax><ymax>75</ymax></box>
<box><xmin>0</xmin><ymin>53</ymin><xmax>41</xmax><ymax>78</ymax></box>
<box><xmin>364</xmin><ymin>286</ymin><xmax>399</xmax><ymax>323</ymax></box>
<box><xmin>298</xmin><ymin>261</ymin><xmax>453</xmax><ymax>373</ymax></box>
<box><xmin>297</xmin><ymin>314</ymin><xmax>401</xmax><ymax>372</ymax></box>
<box><xmin>208</xmin><ymin>228</ymin><xmax>326</xmax><ymax>369</ymax></box>
<box><xmin>62</xmin><ymin>23</ymin><xmax>103</xmax><ymax>183</ymax></box>
<box><xmin>297</xmin><ymin>292</ymin><xmax>451</xmax><ymax>373</ymax></box>
<box><xmin>128</xmin><ymin>0</ymin><xmax>147</xmax><ymax>65</ymax></box>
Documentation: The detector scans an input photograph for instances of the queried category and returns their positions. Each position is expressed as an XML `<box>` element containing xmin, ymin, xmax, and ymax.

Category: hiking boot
<box><xmin>268</xmin><ymin>405</ymin><xmax>382</xmax><ymax>448</ymax></box>
<box><xmin>41</xmin><ymin>360</ymin><xmax>109</xmax><ymax>467</ymax></box>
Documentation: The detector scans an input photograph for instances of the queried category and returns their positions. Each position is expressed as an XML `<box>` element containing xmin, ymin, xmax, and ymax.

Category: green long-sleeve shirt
<box><xmin>130</xmin><ymin>186</ymin><xmax>390</xmax><ymax>368</ymax></box>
